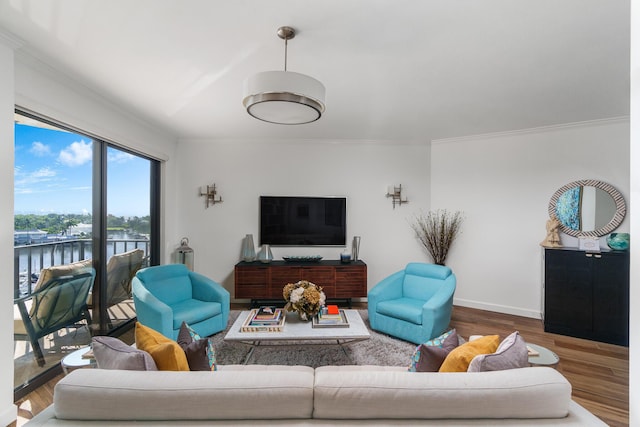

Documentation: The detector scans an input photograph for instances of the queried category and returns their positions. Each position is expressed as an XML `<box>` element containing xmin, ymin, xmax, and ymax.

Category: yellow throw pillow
<box><xmin>439</xmin><ymin>335</ymin><xmax>500</xmax><ymax>372</ymax></box>
<box><xmin>135</xmin><ymin>322</ymin><xmax>189</xmax><ymax>371</ymax></box>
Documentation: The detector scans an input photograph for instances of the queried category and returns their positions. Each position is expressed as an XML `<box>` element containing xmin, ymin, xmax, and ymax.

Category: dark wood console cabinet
<box><xmin>234</xmin><ymin>260</ymin><xmax>367</xmax><ymax>307</ymax></box>
<box><xmin>543</xmin><ymin>248</ymin><xmax>629</xmax><ymax>346</ymax></box>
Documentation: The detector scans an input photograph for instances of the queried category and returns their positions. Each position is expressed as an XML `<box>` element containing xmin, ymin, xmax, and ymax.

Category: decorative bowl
<box><xmin>606</xmin><ymin>233</ymin><xmax>629</xmax><ymax>251</ymax></box>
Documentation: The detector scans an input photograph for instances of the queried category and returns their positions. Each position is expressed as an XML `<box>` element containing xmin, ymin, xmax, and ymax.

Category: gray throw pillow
<box><xmin>92</xmin><ymin>336</ymin><xmax>158</xmax><ymax>371</ymax></box>
<box><xmin>467</xmin><ymin>331</ymin><xmax>528</xmax><ymax>372</ymax></box>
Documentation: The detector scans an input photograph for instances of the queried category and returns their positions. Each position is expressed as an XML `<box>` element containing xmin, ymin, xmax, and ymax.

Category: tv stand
<box><xmin>234</xmin><ymin>260</ymin><xmax>367</xmax><ymax>308</ymax></box>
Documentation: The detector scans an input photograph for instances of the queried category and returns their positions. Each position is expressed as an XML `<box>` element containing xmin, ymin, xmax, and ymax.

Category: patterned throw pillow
<box><xmin>177</xmin><ymin>322</ymin><xmax>217</xmax><ymax>371</ymax></box>
<box><xmin>408</xmin><ymin>329</ymin><xmax>459</xmax><ymax>372</ymax></box>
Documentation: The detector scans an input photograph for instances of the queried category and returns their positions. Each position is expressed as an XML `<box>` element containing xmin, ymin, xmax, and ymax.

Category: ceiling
<box><xmin>0</xmin><ymin>0</ymin><xmax>630</xmax><ymax>143</ymax></box>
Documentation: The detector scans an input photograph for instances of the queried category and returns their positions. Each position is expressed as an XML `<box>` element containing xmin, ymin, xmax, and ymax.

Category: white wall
<box><xmin>431</xmin><ymin>119</ymin><xmax>629</xmax><ymax>318</ymax></box>
<box><xmin>0</xmin><ymin>34</ymin><xmax>18</xmax><ymax>427</ymax></box>
<box><xmin>173</xmin><ymin>139</ymin><xmax>431</xmax><ymax>299</ymax></box>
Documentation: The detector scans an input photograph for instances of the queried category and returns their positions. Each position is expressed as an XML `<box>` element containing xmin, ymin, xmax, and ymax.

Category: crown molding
<box><xmin>432</xmin><ymin>116</ymin><xmax>630</xmax><ymax>145</ymax></box>
<box><xmin>0</xmin><ymin>28</ymin><xmax>24</xmax><ymax>49</ymax></box>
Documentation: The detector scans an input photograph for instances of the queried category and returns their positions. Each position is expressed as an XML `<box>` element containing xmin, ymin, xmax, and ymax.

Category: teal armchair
<box><xmin>132</xmin><ymin>264</ymin><xmax>230</xmax><ymax>340</ymax></box>
<box><xmin>367</xmin><ymin>263</ymin><xmax>456</xmax><ymax>345</ymax></box>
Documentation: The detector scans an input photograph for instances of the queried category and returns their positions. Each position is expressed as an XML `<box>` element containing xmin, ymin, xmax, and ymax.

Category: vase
<box><xmin>351</xmin><ymin>236</ymin><xmax>361</xmax><ymax>261</ymax></box>
<box><xmin>241</xmin><ymin>234</ymin><xmax>256</xmax><ymax>262</ymax></box>
<box><xmin>257</xmin><ymin>244</ymin><xmax>273</xmax><ymax>263</ymax></box>
<box><xmin>607</xmin><ymin>233</ymin><xmax>629</xmax><ymax>251</ymax></box>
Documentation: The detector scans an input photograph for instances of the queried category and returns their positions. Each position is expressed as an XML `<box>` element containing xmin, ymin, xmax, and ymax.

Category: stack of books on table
<box><xmin>312</xmin><ymin>305</ymin><xmax>350</xmax><ymax>328</ymax></box>
<box><xmin>240</xmin><ymin>306</ymin><xmax>286</xmax><ymax>332</ymax></box>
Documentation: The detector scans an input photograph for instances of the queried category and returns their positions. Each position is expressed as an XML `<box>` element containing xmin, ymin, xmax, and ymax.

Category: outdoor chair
<box><xmin>88</xmin><ymin>248</ymin><xmax>145</xmax><ymax>309</ymax></box>
<box><xmin>14</xmin><ymin>269</ymin><xmax>96</xmax><ymax>366</ymax></box>
<box><xmin>367</xmin><ymin>262</ymin><xmax>456</xmax><ymax>344</ymax></box>
<box><xmin>132</xmin><ymin>264</ymin><xmax>230</xmax><ymax>340</ymax></box>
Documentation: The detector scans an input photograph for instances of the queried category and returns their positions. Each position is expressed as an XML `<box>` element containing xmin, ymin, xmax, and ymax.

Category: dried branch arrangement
<box><xmin>411</xmin><ymin>209</ymin><xmax>464</xmax><ymax>266</ymax></box>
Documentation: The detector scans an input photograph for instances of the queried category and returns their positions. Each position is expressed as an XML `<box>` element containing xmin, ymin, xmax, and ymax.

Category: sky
<box><xmin>14</xmin><ymin>123</ymin><xmax>150</xmax><ymax>217</ymax></box>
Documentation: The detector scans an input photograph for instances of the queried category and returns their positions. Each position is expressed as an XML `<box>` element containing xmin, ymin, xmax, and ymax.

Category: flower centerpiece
<box><xmin>283</xmin><ymin>280</ymin><xmax>326</xmax><ymax>321</ymax></box>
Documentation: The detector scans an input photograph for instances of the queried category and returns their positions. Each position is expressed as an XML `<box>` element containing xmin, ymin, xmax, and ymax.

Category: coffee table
<box><xmin>224</xmin><ymin>309</ymin><xmax>370</xmax><ymax>364</ymax></box>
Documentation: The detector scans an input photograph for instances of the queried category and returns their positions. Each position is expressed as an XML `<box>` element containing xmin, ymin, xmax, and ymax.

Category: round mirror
<box><xmin>548</xmin><ymin>180</ymin><xmax>626</xmax><ymax>237</ymax></box>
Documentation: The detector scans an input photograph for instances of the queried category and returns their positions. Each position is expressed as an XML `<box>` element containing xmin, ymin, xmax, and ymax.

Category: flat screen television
<box><xmin>260</xmin><ymin>196</ymin><xmax>346</xmax><ymax>246</ymax></box>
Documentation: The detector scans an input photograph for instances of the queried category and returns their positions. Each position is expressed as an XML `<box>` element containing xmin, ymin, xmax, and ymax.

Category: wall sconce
<box><xmin>386</xmin><ymin>184</ymin><xmax>408</xmax><ymax>209</ymax></box>
<box><xmin>200</xmin><ymin>183</ymin><xmax>223</xmax><ymax>208</ymax></box>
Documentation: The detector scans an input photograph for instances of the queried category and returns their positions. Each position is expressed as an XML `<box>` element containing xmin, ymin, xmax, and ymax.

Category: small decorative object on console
<box><xmin>607</xmin><ymin>232</ymin><xmax>630</xmax><ymax>251</ymax></box>
<box><xmin>241</xmin><ymin>234</ymin><xmax>256</xmax><ymax>262</ymax></box>
<box><xmin>579</xmin><ymin>237</ymin><xmax>600</xmax><ymax>252</ymax></box>
<box><xmin>540</xmin><ymin>218</ymin><xmax>562</xmax><ymax>248</ymax></box>
<box><xmin>283</xmin><ymin>280</ymin><xmax>326</xmax><ymax>321</ymax></box>
<box><xmin>257</xmin><ymin>244</ymin><xmax>273</xmax><ymax>263</ymax></box>
<box><xmin>282</xmin><ymin>255</ymin><xmax>323</xmax><ymax>262</ymax></box>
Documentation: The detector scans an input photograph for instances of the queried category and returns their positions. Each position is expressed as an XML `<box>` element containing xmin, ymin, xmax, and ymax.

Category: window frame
<box><xmin>13</xmin><ymin>108</ymin><xmax>161</xmax><ymax>397</ymax></box>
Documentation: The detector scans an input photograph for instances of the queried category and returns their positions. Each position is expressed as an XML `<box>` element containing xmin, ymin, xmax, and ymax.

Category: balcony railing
<box><xmin>14</xmin><ymin>238</ymin><xmax>150</xmax><ymax>298</ymax></box>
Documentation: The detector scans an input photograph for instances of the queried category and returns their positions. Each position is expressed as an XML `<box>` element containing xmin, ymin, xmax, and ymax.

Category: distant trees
<box><xmin>14</xmin><ymin>213</ymin><xmax>90</xmax><ymax>234</ymax></box>
<box><xmin>15</xmin><ymin>213</ymin><xmax>150</xmax><ymax>235</ymax></box>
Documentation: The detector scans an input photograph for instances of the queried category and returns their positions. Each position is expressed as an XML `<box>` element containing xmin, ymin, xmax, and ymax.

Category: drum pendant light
<box><xmin>243</xmin><ymin>26</ymin><xmax>326</xmax><ymax>125</ymax></box>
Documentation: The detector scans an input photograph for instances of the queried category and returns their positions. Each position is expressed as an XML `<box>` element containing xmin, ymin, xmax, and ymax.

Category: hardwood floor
<box><xmin>450</xmin><ymin>306</ymin><xmax>629</xmax><ymax>426</ymax></box>
<box><xmin>12</xmin><ymin>305</ymin><xmax>629</xmax><ymax>426</ymax></box>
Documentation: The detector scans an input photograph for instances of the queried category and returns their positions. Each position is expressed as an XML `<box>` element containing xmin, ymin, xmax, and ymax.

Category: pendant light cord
<box><xmin>284</xmin><ymin>37</ymin><xmax>288</xmax><ymax>71</ymax></box>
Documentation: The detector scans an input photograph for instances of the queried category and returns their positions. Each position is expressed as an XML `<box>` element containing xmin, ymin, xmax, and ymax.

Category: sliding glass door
<box><xmin>101</xmin><ymin>146</ymin><xmax>151</xmax><ymax>330</ymax></box>
<box><xmin>13</xmin><ymin>110</ymin><xmax>160</xmax><ymax>396</ymax></box>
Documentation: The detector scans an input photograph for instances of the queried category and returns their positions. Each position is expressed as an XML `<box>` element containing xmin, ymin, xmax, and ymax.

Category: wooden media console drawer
<box><xmin>234</xmin><ymin>260</ymin><xmax>367</xmax><ymax>307</ymax></box>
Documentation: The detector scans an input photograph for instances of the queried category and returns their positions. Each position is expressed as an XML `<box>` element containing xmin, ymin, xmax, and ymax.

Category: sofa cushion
<box><xmin>92</xmin><ymin>336</ymin><xmax>157</xmax><ymax>371</ymax></box>
<box><xmin>177</xmin><ymin>321</ymin><xmax>216</xmax><ymax>371</ymax></box>
<box><xmin>33</xmin><ymin>259</ymin><xmax>93</xmax><ymax>291</ymax></box>
<box><xmin>439</xmin><ymin>335</ymin><xmax>499</xmax><ymax>372</ymax></box>
<box><xmin>408</xmin><ymin>329</ymin><xmax>459</xmax><ymax>372</ymax></box>
<box><xmin>53</xmin><ymin>367</ymin><xmax>315</xmax><ymax>421</ymax></box>
<box><xmin>135</xmin><ymin>322</ymin><xmax>189</xmax><ymax>371</ymax></box>
<box><xmin>171</xmin><ymin>299</ymin><xmax>222</xmax><ymax>329</ymax></box>
<box><xmin>313</xmin><ymin>366</ymin><xmax>571</xmax><ymax>420</ymax></box>
<box><xmin>376</xmin><ymin>297</ymin><xmax>424</xmax><ymax>324</ymax></box>
<box><xmin>31</xmin><ymin>259</ymin><xmax>93</xmax><ymax>317</ymax></box>
<box><xmin>467</xmin><ymin>331</ymin><xmax>529</xmax><ymax>372</ymax></box>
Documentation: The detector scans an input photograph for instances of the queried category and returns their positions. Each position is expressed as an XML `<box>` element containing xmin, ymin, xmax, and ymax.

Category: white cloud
<box><xmin>58</xmin><ymin>140</ymin><xmax>92</xmax><ymax>167</ymax></box>
<box><xmin>32</xmin><ymin>168</ymin><xmax>56</xmax><ymax>179</ymax></box>
<box><xmin>108</xmin><ymin>150</ymin><xmax>135</xmax><ymax>163</ymax></box>
<box><xmin>14</xmin><ymin>166</ymin><xmax>56</xmax><ymax>185</ymax></box>
<box><xmin>14</xmin><ymin>167</ymin><xmax>58</xmax><ymax>194</ymax></box>
<box><xmin>30</xmin><ymin>141</ymin><xmax>52</xmax><ymax>157</ymax></box>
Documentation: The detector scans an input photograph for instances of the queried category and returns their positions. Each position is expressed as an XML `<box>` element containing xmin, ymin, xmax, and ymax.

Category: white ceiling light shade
<box><xmin>243</xmin><ymin>26</ymin><xmax>326</xmax><ymax>125</ymax></box>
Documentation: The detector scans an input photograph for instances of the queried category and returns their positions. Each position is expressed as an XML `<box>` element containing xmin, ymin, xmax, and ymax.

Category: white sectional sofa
<box><xmin>25</xmin><ymin>365</ymin><xmax>606</xmax><ymax>426</ymax></box>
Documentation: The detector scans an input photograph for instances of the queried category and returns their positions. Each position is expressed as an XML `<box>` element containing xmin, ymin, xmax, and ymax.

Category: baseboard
<box><xmin>453</xmin><ymin>298</ymin><xmax>542</xmax><ymax>320</ymax></box>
